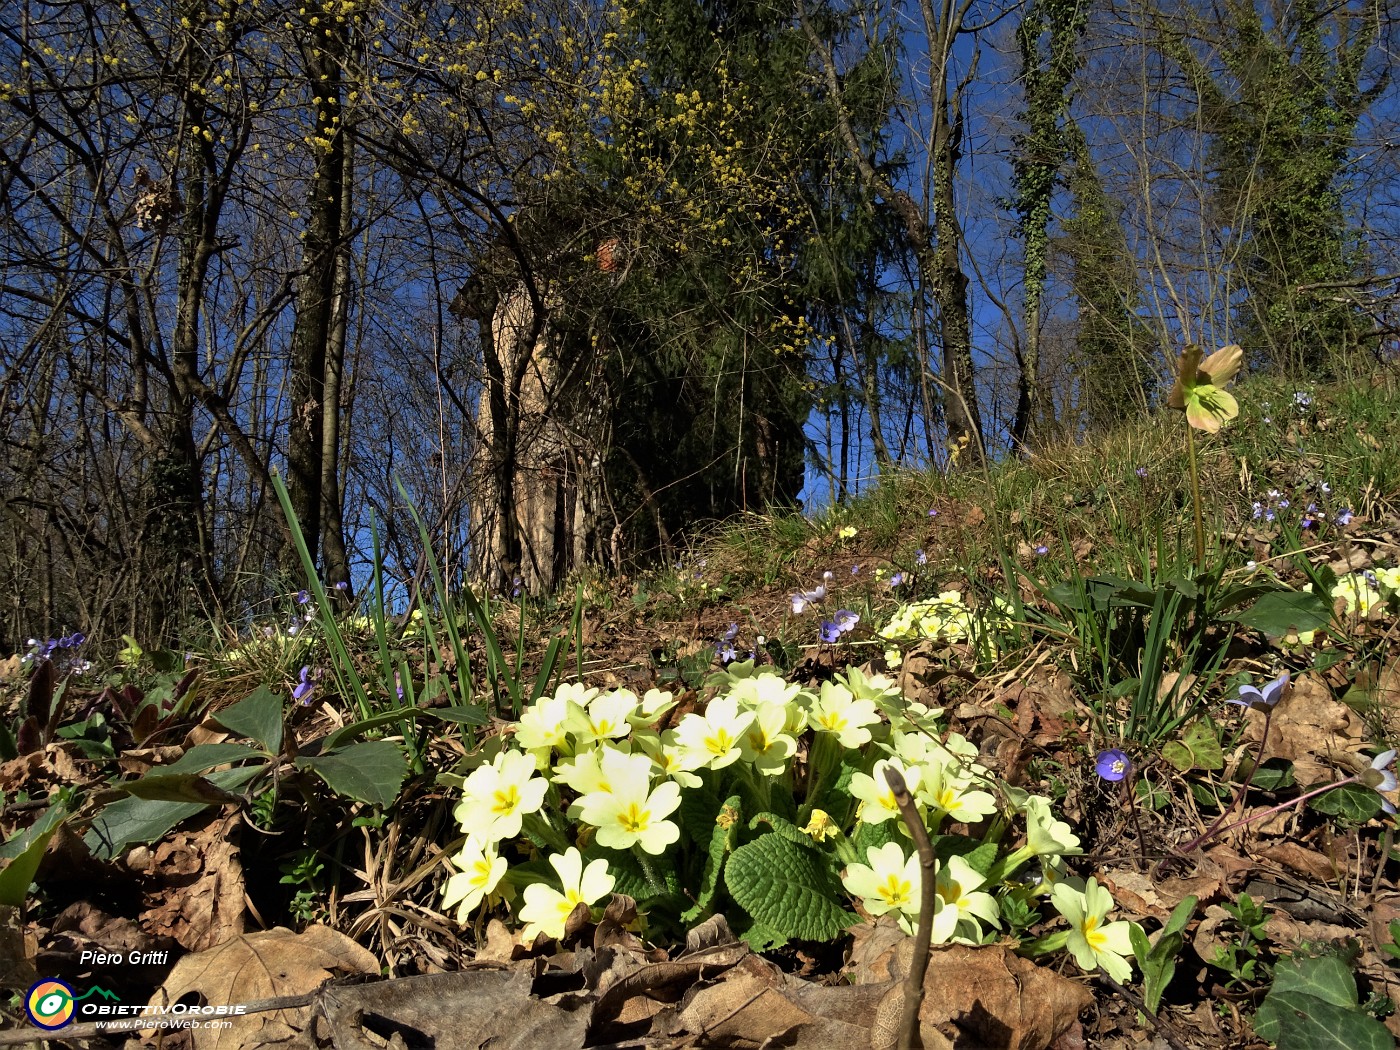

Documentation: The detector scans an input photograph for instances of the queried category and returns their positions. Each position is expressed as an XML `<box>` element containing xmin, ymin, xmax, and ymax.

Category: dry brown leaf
<box><xmin>1101</xmin><ymin>870</ymin><xmax>1169</xmax><ymax>922</ymax></box>
<box><xmin>147</xmin><ymin>924</ymin><xmax>378</xmax><ymax>1050</ymax></box>
<box><xmin>140</xmin><ymin>813</ymin><xmax>246</xmax><ymax>952</ymax></box>
<box><xmin>473</xmin><ymin>918</ymin><xmax>523</xmax><ymax>963</ymax></box>
<box><xmin>1245</xmin><ymin>672</ymin><xmax>1368</xmax><ymax>786</ymax></box>
<box><xmin>846</xmin><ymin>927</ymin><xmax>1089</xmax><ymax>1050</ymax></box>
<box><xmin>1</xmin><ymin>904</ymin><xmax>38</xmax><ymax>987</ymax></box>
<box><xmin>1259</xmin><ymin>842</ymin><xmax>1341</xmax><ymax>883</ymax></box>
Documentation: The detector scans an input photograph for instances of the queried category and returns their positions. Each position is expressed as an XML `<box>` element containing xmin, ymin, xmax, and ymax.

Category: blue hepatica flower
<box><xmin>916</xmin><ymin>549</ymin><xmax>927</xmax><ymax>566</ymax></box>
<box><xmin>888</xmin><ymin>571</ymin><xmax>905</xmax><ymax>589</ymax></box>
<box><xmin>1229</xmin><ymin>672</ymin><xmax>1289</xmax><ymax>711</ymax></box>
<box><xmin>296</xmin><ymin>589</ymin><xmax>310</xmax><ymax>605</ymax></box>
<box><xmin>821</xmin><ymin>609</ymin><xmax>860</xmax><ymax>643</ymax></box>
<box><xmin>1096</xmin><ymin>749</ymin><xmax>1132</xmax><ymax>782</ymax></box>
<box><xmin>1336</xmin><ymin>508</ymin><xmax>1354</xmax><ymax>526</ymax></box>
<box><xmin>293</xmin><ymin>666</ymin><xmax>317</xmax><ymax>704</ymax></box>
<box><xmin>1034</xmin><ymin>545</ymin><xmax>1049</xmax><ymax>556</ymax></box>
<box><xmin>1136</xmin><ymin>467</ymin><xmax>1148</xmax><ymax>478</ymax></box>
<box><xmin>791</xmin><ymin>571</ymin><xmax>834</xmax><ymax>614</ymax></box>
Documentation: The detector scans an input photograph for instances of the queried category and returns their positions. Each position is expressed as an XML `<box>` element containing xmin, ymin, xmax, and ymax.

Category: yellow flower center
<box><xmin>492</xmin><ymin>785</ymin><xmax>521</xmax><ymax>815</ymax></box>
<box><xmin>619</xmin><ymin>802</ymin><xmax>651</xmax><ymax>833</ymax></box>
<box><xmin>706</xmin><ymin>729</ymin><xmax>736</xmax><ymax>754</ymax></box>
<box><xmin>1083</xmin><ymin>914</ymin><xmax>1106</xmax><ymax>950</ymax></box>
<box><xmin>877</xmin><ymin>875</ymin><xmax>912</xmax><ymax>908</ymax></box>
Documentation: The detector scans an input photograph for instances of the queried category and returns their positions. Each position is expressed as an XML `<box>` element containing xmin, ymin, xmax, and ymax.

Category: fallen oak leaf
<box><xmin>145</xmin><ymin>925</ymin><xmax>377</xmax><ymax>1050</ymax></box>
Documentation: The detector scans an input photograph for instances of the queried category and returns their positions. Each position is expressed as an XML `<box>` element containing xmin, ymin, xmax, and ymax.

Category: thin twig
<box><xmin>885</xmin><ymin>765</ymin><xmax>935</xmax><ymax>1050</ymax></box>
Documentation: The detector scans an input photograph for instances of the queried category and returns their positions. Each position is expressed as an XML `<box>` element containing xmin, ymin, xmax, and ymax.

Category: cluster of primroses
<box><xmin>441</xmin><ymin>663</ymin><xmax>1144</xmax><ymax>983</ymax></box>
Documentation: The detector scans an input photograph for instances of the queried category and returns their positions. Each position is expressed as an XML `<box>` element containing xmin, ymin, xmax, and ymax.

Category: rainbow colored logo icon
<box><xmin>26</xmin><ymin>979</ymin><xmax>76</xmax><ymax>1030</ymax></box>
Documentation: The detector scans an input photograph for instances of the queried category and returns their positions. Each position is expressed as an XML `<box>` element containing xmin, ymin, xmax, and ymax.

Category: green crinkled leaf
<box><xmin>1308</xmin><ymin>782</ymin><xmax>1383</xmax><ymax>823</ymax></box>
<box><xmin>85</xmin><ymin>765</ymin><xmax>262</xmax><ymax>860</ymax></box>
<box><xmin>1256</xmin><ymin>955</ymin><xmax>1392</xmax><ymax>1050</ymax></box>
<box><xmin>677</xmin><ymin>781</ymin><xmax>722</xmax><ymax>843</ymax></box>
<box><xmin>1230</xmin><ymin>588</ymin><xmax>1334</xmax><ymax>638</ymax></box>
<box><xmin>748</xmin><ymin>812</ymin><xmax>818</xmax><ymax>849</ymax></box>
<box><xmin>682</xmin><ymin>795</ymin><xmax>740</xmax><ymax>924</ymax></box>
<box><xmin>215</xmin><ymin>686</ymin><xmax>284</xmax><ymax>753</ymax></box>
<box><xmin>725</xmin><ymin>832</ymin><xmax>852</xmax><ymax>944</ymax></box>
<box><xmin>297</xmin><ymin>740</ymin><xmax>407</xmax><ymax>807</ymax></box>
<box><xmin>850</xmin><ymin>818</ymin><xmax>900</xmax><ymax>857</ymax></box>
<box><xmin>738</xmin><ymin>921</ymin><xmax>785</xmax><ymax>952</ymax></box>
<box><xmin>1162</xmin><ymin>721</ymin><xmax>1224</xmax><ymax>773</ymax></box>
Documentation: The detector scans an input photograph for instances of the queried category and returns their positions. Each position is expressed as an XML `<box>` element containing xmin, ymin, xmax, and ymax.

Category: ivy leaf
<box><xmin>1308</xmin><ymin>782</ymin><xmax>1383</xmax><ymax>823</ymax></box>
<box><xmin>725</xmin><ymin>832</ymin><xmax>852</xmax><ymax>944</ymax></box>
<box><xmin>1162</xmin><ymin>721</ymin><xmax>1224</xmax><ymax>772</ymax></box>
<box><xmin>1255</xmin><ymin>954</ymin><xmax>1392</xmax><ymax>1049</ymax></box>
<box><xmin>1167</xmin><ymin>343</ymin><xmax>1243</xmax><ymax>433</ymax></box>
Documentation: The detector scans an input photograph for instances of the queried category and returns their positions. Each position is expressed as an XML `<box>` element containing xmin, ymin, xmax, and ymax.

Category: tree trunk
<box><xmin>285</xmin><ymin>24</ymin><xmax>346</xmax><ymax>579</ymax></box>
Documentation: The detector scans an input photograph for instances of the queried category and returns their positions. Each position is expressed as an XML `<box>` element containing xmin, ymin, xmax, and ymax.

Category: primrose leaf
<box><xmin>681</xmin><ymin>795</ymin><xmax>740</xmax><ymax>924</ymax></box>
<box><xmin>297</xmin><ymin>740</ymin><xmax>407</xmax><ymax>807</ymax></box>
<box><xmin>725</xmin><ymin>832</ymin><xmax>852</xmax><ymax>944</ymax></box>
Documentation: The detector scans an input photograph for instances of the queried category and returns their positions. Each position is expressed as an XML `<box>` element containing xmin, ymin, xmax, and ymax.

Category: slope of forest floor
<box><xmin>3</xmin><ymin>366</ymin><xmax>1400</xmax><ymax>1050</ymax></box>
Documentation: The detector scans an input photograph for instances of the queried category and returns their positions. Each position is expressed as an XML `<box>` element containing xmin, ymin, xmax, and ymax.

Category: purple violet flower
<box><xmin>293</xmin><ymin>666</ymin><xmax>316</xmax><ymax>704</ymax></box>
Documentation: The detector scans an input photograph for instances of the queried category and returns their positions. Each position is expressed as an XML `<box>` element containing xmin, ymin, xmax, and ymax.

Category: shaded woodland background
<box><xmin>1</xmin><ymin>0</ymin><xmax>1397</xmax><ymax>649</ymax></box>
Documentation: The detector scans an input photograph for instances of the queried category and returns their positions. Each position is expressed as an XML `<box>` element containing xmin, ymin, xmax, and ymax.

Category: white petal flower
<box><xmin>1051</xmin><ymin>877</ymin><xmax>1138</xmax><ymax>982</ymax></box>
<box><xmin>672</xmin><ymin>696</ymin><xmax>754</xmax><ymax>770</ymax></box>
<box><xmin>518</xmin><ymin>847</ymin><xmax>615</xmax><ymax>943</ymax></box>
<box><xmin>842</xmin><ymin>842</ymin><xmax>922</xmax><ymax>929</ymax></box>
<box><xmin>576</xmin><ymin>750</ymin><xmax>682</xmax><ymax>854</ymax></box>
<box><xmin>454</xmin><ymin>749</ymin><xmax>549</xmax><ymax>844</ymax></box>
<box><xmin>441</xmin><ymin>839</ymin><xmax>507</xmax><ymax>922</ymax></box>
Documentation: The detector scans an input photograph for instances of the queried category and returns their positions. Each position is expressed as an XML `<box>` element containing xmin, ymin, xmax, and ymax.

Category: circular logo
<box><xmin>26</xmin><ymin>979</ymin><xmax>76</xmax><ymax>1030</ymax></box>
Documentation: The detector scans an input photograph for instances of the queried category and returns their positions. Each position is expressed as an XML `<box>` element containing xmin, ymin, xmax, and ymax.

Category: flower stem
<box><xmin>1185</xmin><ymin>420</ymin><xmax>1205</xmax><ymax>566</ymax></box>
<box><xmin>633</xmin><ymin>844</ymin><xmax>668</xmax><ymax>896</ymax></box>
<box><xmin>1182</xmin><ymin>773</ymin><xmax>1361</xmax><ymax>847</ymax></box>
<box><xmin>1174</xmin><ymin>706</ymin><xmax>1276</xmax><ymax>858</ymax></box>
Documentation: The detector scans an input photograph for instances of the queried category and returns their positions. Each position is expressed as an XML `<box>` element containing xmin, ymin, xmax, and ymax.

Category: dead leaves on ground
<box><xmin>130</xmin><ymin>912</ymin><xmax>1092</xmax><ymax>1050</ymax></box>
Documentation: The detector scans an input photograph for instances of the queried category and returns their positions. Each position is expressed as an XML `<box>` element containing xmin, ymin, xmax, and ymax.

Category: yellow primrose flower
<box><xmin>801</xmin><ymin>809</ymin><xmax>838</xmax><ymax>843</ymax></box>
<box><xmin>809</xmin><ymin>681</ymin><xmax>882</xmax><ymax>749</ymax></box>
<box><xmin>918</xmin><ymin>752</ymin><xmax>998</xmax><ymax>825</ymax></box>
<box><xmin>441</xmin><ymin>838</ymin><xmax>507</xmax><ymax>922</ymax></box>
<box><xmin>841</xmin><ymin>842</ymin><xmax>921</xmax><ymax>930</ymax></box>
<box><xmin>850</xmin><ymin>758</ymin><xmax>922</xmax><ymax>825</ymax></box>
<box><xmin>575</xmin><ymin>750</ymin><xmax>682</xmax><ymax>854</ymax></box>
<box><xmin>517</xmin><ymin>847</ymin><xmax>614</xmax><ymax>944</ymax></box>
<box><xmin>738</xmin><ymin>702</ymin><xmax>797</xmax><ymax>776</ymax></box>
<box><xmin>931</xmin><ymin>855</ymin><xmax>1000</xmax><ymax>943</ymax></box>
<box><xmin>515</xmin><ymin>693</ymin><xmax>574</xmax><ymax>766</ymax></box>
<box><xmin>672</xmin><ymin>696</ymin><xmax>755</xmax><ymax>770</ymax></box>
<box><xmin>1052</xmin><ymin>877</ymin><xmax>1139</xmax><ymax>982</ymax></box>
<box><xmin>454</xmin><ymin>749</ymin><xmax>548</xmax><ymax>845</ymax></box>
<box><xmin>565</xmin><ymin>689</ymin><xmax>638</xmax><ymax>746</ymax></box>
<box><xmin>839</xmin><ymin>525</ymin><xmax>858</xmax><ymax>539</ymax></box>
